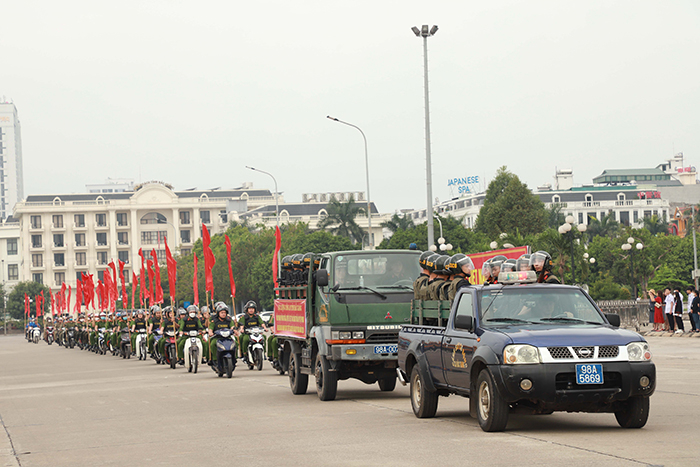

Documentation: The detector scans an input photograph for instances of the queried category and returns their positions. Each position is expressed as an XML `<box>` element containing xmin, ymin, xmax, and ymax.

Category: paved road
<box><xmin>1</xmin><ymin>334</ymin><xmax>698</xmax><ymax>467</ymax></box>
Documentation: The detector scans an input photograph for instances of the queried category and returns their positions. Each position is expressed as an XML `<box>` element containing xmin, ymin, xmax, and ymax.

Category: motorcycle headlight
<box><xmin>503</xmin><ymin>344</ymin><xmax>541</xmax><ymax>364</ymax></box>
<box><xmin>627</xmin><ymin>342</ymin><xmax>652</xmax><ymax>361</ymax></box>
<box><xmin>220</xmin><ymin>330</ymin><xmax>230</xmax><ymax>338</ymax></box>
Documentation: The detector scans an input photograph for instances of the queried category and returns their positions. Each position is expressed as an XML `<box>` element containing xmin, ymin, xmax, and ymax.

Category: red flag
<box><xmin>50</xmin><ymin>289</ymin><xmax>55</xmax><ymax>316</ymax></box>
<box><xmin>40</xmin><ymin>290</ymin><xmax>45</xmax><ymax>312</ymax></box>
<box><xmin>165</xmin><ymin>238</ymin><xmax>177</xmax><ymax>301</ymax></box>
<box><xmin>108</xmin><ymin>262</ymin><xmax>118</xmax><ymax>310</ymax></box>
<box><xmin>75</xmin><ymin>280</ymin><xmax>82</xmax><ymax>313</ymax></box>
<box><xmin>273</xmin><ymin>226</ymin><xmax>282</xmax><ymax>289</ymax></box>
<box><xmin>224</xmin><ymin>235</ymin><xmax>235</xmax><ymax>299</ymax></box>
<box><xmin>131</xmin><ymin>271</ymin><xmax>137</xmax><ymax>310</ymax></box>
<box><xmin>60</xmin><ymin>283</ymin><xmax>67</xmax><ymax>313</ymax></box>
<box><xmin>67</xmin><ymin>285</ymin><xmax>72</xmax><ymax>316</ymax></box>
<box><xmin>138</xmin><ymin>248</ymin><xmax>146</xmax><ymax>306</ymax></box>
<box><xmin>193</xmin><ymin>253</ymin><xmax>199</xmax><ymax>306</ymax></box>
<box><xmin>24</xmin><ymin>293</ymin><xmax>28</xmax><ymax>317</ymax></box>
<box><xmin>202</xmin><ymin>225</ymin><xmax>216</xmax><ymax>295</ymax></box>
<box><xmin>96</xmin><ymin>281</ymin><xmax>103</xmax><ymax>311</ymax></box>
<box><xmin>119</xmin><ymin>260</ymin><xmax>128</xmax><ymax>308</ymax></box>
<box><xmin>36</xmin><ymin>296</ymin><xmax>41</xmax><ymax>317</ymax></box>
<box><xmin>146</xmin><ymin>259</ymin><xmax>155</xmax><ymax>303</ymax></box>
<box><xmin>103</xmin><ymin>271</ymin><xmax>111</xmax><ymax>310</ymax></box>
<box><xmin>150</xmin><ymin>249</ymin><xmax>164</xmax><ymax>304</ymax></box>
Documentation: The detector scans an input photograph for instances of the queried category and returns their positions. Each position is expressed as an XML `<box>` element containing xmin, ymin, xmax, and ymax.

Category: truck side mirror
<box><xmin>316</xmin><ymin>269</ymin><xmax>329</xmax><ymax>287</ymax></box>
<box><xmin>605</xmin><ymin>313</ymin><xmax>620</xmax><ymax>328</ymax></box>
<box><xmin>454</xmin><ymin>314</ymin><xmax>473</xmax><ymax>331</ymax></box>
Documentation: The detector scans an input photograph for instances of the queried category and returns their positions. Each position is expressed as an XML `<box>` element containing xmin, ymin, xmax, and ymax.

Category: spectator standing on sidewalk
<box><xmin>648</xmin><ymin>289</ymin><xmax>664</xmax><ymax>332</ymax></box>
<box><xmin>673</xmin><ymin>287</ymin><xmax>685</xmax><ymax>334</ymax></box>
<box><xmin>687</xmin><ymin>287</ymin><xmax>700</xmax><ymax>332</ymax></box>
<box><xmin>664</xmin><ymin>288</ymin><xmax>675</xmax><ymax>332</ymax></box>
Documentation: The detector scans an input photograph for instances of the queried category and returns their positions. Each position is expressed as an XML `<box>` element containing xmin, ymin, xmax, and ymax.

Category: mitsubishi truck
<box><xmin>397</xmin><ymin>271</ymin><xmax>656</xmax><ymax>432</ymax></box>
<box><xmin>274</xmin><ymin>250</ymin><xmax>420</xmax><ymax>401</ymax></box>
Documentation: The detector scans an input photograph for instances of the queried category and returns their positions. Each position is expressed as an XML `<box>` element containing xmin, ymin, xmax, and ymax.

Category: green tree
<box><xmin>7</xmin><ymin>281</ymin><xmax>50</xmax><ymax>319</ymax></box>
<box><xmin>642</xmin><ymin>215</ymin><xmax>669</xmax><ymax>236</ymax></box>
<box><xmin>475</xmin><ymin>166</ymin><xmax>547</xmax><ymax>237</ymax></box>
<box><xmin>317</xmin><ymin>195</ymin><xmax>366</xmax><ymax>243</ymax></box>
<box><xmin>546</xmin><ymin>204</ymin><xmax>565</xmax><ymax>229</ymax></box>
<box><xmin>380</xmin><ymin>213</ymin><xmax>414</xmax><ymax>234</ymax></box>
<box><xmin>377</xmin><ymin>215</ymin><xmax>491</xmax><ymax>254</ymax></box>
<box><xmin>586</xmin><ymin>213</ymin><xmax>619</xmax><ymax>240</ymax></box>
<box><xmin>588</xmin><ymin>274</ymin><xmax>631</xmax><ymax>301</ymax></box>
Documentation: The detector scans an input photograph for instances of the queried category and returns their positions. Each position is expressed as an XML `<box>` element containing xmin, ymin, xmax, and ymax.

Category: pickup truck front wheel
<box><xmin>476</xmin><ymin>369</ymin><xmax>509</xmax><ymax>432</ymax></box>
<box><xmin>614</xmin><ymin>396</ymin><xmax>649</xmax><ymax>428</ymax></box>
<box><xmin>410</xmin><ymin>366</ymin><xmax>438</xmax><ymax>418</ymax></box>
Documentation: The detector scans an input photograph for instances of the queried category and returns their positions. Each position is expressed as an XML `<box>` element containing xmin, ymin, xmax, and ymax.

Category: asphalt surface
<box><xmin>1</xmin><ymin>334</ymin><xmax>698</xmax><ymax>467</ymax></box>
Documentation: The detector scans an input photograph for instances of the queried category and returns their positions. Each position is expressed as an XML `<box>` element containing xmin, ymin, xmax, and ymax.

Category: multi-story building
<box><xmin>0</xmin><ymin>101</ymin><xmax>25</xmax><ymax>219</ymax></box>
<box><xmin>13</xmin><ymin>181</ymin><xmax>275</xmax><ymax>290</ymax></box>
<box><xmin>0</xmin><ymin>217</ymin><xmax>21</xmax><ymax>292</ymax></box>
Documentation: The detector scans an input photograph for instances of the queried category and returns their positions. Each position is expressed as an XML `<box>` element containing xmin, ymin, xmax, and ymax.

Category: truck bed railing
<box><xmin>411</xmin><ymin>300</ymin><xmax>452</xmax><ymax>326</ymax></box>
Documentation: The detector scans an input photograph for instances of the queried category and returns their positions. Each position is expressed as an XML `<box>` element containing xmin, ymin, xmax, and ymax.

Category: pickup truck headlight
<box><xmin>627</xmin><ymin>342</ymin><xmax>652</xmax><ymax>361</ymax></box>
<box><xmin>504</xmin><ymin>344</ymin><xmax>541</xmax><ymax>364</ymax></box>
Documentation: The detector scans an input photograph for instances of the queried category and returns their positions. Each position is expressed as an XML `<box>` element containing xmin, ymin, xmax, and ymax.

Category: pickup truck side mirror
<box><xmin>316</xmin><ymin>269</ymin><xmax>329</xmax><ymax>287</ymax></box>
<box><xmin>605</xmin><ymin>313</ymin><xmax>620</xmax><ymax>327</ymax></box>
<box><xmin>454</xmin><ymin>314</ymin><xmax>473</xmax><ymax>331</ymax></box>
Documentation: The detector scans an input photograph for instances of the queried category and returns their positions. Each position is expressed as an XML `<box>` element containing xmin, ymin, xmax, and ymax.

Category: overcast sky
<box><xmin>3</xmin><ymin>1</ymin><xmax>699</xmax><ymax>213</ymax></box>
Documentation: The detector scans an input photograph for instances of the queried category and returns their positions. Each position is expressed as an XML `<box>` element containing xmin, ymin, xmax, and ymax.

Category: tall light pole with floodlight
<box><xmin>412</xmin><ymin>24</ymin><xmax>438</xmax><ymax>250</ymax></box>
<box><xmin>558</xmin><ymin>215</ymin><xmax>587</xmax><ymax>284</ymax></box>
<box><xmin>621</xmin><ymin>237</ymin><xmax>643</xmax><ymax>298</ymax></box>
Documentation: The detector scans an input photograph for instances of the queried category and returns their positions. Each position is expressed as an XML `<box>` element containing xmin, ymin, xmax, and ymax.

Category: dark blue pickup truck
<box><xmin>397</xmin><ymin>272</ymin><xmax>655</xmax><ymax>432</ymax></box>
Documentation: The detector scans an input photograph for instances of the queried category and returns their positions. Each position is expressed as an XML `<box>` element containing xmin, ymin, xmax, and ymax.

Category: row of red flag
<box><xmin>24</xmin><ymin>225</ymin><xmax>263</xmax><ymax>316</ymax></box>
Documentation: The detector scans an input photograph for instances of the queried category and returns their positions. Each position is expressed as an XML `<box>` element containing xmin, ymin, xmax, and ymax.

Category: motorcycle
<box><xmin>30</xmin><ymin>327</ymin><xmax>40</xmax><ymax>344</ymax></box>
<box><xmin>97</xmin><ymin>328</ymin><xmax>107</xmax><ymax>355</ymax></box>
<box><xmin>163</xmin><ymin>330</ymin><xmax>178</xmax><ymax>369</ymax></box>
<box><xmin>183</xmin><ymin>330</ymin><xmax>202</xmax><ymax>374</ymax></box>
<box><xmin>120</xmin><ymin>330</ymin><xmax>131</xmax><ymax>359</ymax></box>
<box><xmin>45</xmin><ymin>326</ymin><xmax>54</xmax><ymax>345</ymax></box>
<box><xmin>135</xmin><ymin>329</ymin><xmax>148</xmax><ymax>361</ymax></box>
<box><xmin>245</xmin><ymin>326</ymin><xmax>265</xmax><ymax>371</ymax></box>
<box><xmin>66</xmin><ymin>328</ymin><xmax>76</xmax><ymax>349</ymax></box>
<box><xmin>212</xmin><ymin>328</ymin><xmax>237</xmax><ymax>378</ymax></box>
<box><xmin>152</xmin><ymin>333</ymin><xmax>163</xmax><ymax>364</ymax></box>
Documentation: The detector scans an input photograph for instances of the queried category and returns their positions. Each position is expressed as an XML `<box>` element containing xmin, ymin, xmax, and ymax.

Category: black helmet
<box><xmin>530</xmin><ymin>251</ymin><xmax>553</xmax><ymax>273</ymax></box>
<box><xmin>424</xmin><ymin>253</ymin><xmax>440</xmax><ymax>273</ymax></box>
<box><xmin>501</xmin><ymin>259</ymin><xmax>517</xmax><ymax>273</ymax></box>
<box><xmin>150</xmin><ymin>305</ymin><xmax>161</xmax><ymax>313</ymax></box>
<box><xmin>481</xmin><ymin>259</ymin><xmax>492</xmax><ymax>280</ymax></box>
<box><xmin>489</xmin><ymin>255</ymin><xmax>507</xmax><ymax>274</ymax></box>
<box><xmin>244</xmin><ymin>300</ymin><xmax>257</xmax><ymax>312</ymax></box>
<box><xmin>419</xmin><ymin>251</ymin><xmax>434</xmax><ymax>269</ymax></box>
<box><xmin>301</xmin><ymin>253</ymin><xmax>314</xmax><ymax>269</ymax></box>
<box><xmin>313</xmin><ymin>256</ymin><xmax>321</xmax><ymax>269</ymax></box>
<box><xmin>447</xmin><ymin>254</ymin><xmax>475</xmax><ymax>277</ymax></box>
<box><xmin>281</xmin><ymin>256</ymin><xmax>293</xmax><ymax>269</ymax></box>
<box><xmin>178</xmin><ymin>308</ymin><xmax>187</xmax><ymax>316</ymax></box>
<box><xmin>516</xmin><ymin>254</ymin><xmax>531</xmax><ymax>272</ymax></box>
<box><xmin>433</xmin><ymin>255</ymin><xmax>450</xmax><ymax>275</ymax></box>
<box><xmin>291</xmin><ymin>254</ymin><xmax>304</xmax><ymax>268</ymax></box>
<box><xmin>215</xmin><ymin>302</ymin><xmax>229</xmax><ymax>313</ymax></box>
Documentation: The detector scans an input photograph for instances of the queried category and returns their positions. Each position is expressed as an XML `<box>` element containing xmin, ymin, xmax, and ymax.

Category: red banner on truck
<box><xmin>468</xmin><ymin>246</ymin><xmax>530</xmax><ymax>285</ymax></box>
<box><xmin>274</xmin><ymin>299</ymin><xmax>307</xmax><ymax>339</ymax></box>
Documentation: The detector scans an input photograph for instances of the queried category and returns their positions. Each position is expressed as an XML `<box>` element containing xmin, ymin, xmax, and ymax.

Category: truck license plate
<box><xmin>575</xmin><ymin>363</ymin><xmax>603</xmax><ymax>385</ymax></box>
<box><xmin>374</xmin><ymin>345</ymin><xmax>398</xmax><ymax>354</ymax></box>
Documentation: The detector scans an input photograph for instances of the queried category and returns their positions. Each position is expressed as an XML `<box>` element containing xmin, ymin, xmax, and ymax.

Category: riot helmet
<box><xmin>529</xmin><ymin>251</ymin><xmax>553</xmax><ymax>273</ymax></box>
<box><xmin>447</xmin><ymin>254</ymin><xmax>475</xmax><ymax>277</ymax></box>
<box><xmin>501</xmin><ymin>259</ymin><xmax>517</xmax><ymax>273</ymax></box>
<box><xmin>516</xmin><ymin>254</ymin><xmax>531</xmax><ymax>272</ymax></box>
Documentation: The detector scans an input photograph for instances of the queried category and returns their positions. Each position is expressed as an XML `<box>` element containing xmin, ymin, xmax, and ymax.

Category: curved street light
<box><xmin>621</xmin><ymin>237</ymin><xmax>644</xmax><ymax>298</ymax></box>
<box><xmin>559</xmin><ymin>215</ymin><xmax>587</xmax><ymax>284</ymax></box>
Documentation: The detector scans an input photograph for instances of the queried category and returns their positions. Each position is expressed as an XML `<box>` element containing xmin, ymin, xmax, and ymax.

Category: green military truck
<box><xmin>274</xmin><ymin>249</ymin><xmax>420</xmax><ymax>401</ymax></box>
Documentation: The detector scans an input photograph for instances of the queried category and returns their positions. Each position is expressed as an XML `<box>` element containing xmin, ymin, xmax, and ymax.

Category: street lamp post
<box><xmin>621</xmin><ymin>237</ymin><xmax>643</xmax><ymax>298</ymax></box>
<box><xmin>326</xmin><ymin>116</ymin><xmax>373</xmax><ymax>249</ymax></box>
<box><xmin>245</xmin><ymin>166</ymin><xmax>279</xmax><ymax>229</ymax></box>
<box><xmin>412</xmin><ymin>24</ymin><xmax>438</xmax><ymax>249</ymax></box>
<box><xmin>427</xmin><ymin>216</ymin><xmax>452</xmax><ymax>252</ymax></box>
<box><xmin>558</xmin><ymin>215</ymin><xmax>587</xmax><ymax>284</ymax></box>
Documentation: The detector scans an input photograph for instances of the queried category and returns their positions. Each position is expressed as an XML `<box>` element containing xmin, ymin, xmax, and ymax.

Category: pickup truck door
<box><xmin>441</xmin><ymin>291</ymin><xmax>477</xmax><ymax>390</ymax></box>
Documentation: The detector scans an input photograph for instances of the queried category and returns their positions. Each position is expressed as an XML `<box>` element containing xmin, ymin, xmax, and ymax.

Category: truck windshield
<box><xmin>334</xmin><ymin>253</ymin><xmax>420</xmax><ymax>289</ymax></box>
<box><xmin>479</xmin><ymin>288</ymin><xmax>606</xmax><ymax>325</ymax></box>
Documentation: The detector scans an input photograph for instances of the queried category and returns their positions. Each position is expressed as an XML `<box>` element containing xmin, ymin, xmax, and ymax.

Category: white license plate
<box><xmin>373</xmin><ymin>344</ymin><xmax>398</xmax><ymax>354</ymax></box>
<box><xmin>576</xmin><ymin>363</ymin><xmax>603</xmax><ymax>384</ymax></box>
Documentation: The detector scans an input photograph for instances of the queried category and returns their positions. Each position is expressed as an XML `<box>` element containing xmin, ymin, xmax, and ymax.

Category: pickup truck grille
<box><xmin>366</xmin><ymin>333</ymin><xmax>398</xmax><ymax>344</ymax></box>
<box><xmin>547</xmin><ymin>346</ymin><xmax>620</xmax><ymax>360</ymax></box>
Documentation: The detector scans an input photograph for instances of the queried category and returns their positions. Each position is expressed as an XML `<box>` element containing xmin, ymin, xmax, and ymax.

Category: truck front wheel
<box><xmin>315</xmin><ymin>354</ymin><xmax>338</xmax><ymax>401</ymax></box>
<box><xmin>475</xmin><ymin>369</ymin><xmax>509</xmax><ymax>432</ymax></box>
<box><xmin>410</xmin><ymin>366</ymin><xmax>438</xmax><ymax>418</ymax></box>
<box><xmin>614</xmin><ymin>396</ymin><xmax>649</xmax><ymax>428</ymax></box>
<box><xmin>289</xmin><ymin>353</ymin><xmax>308</xmax><ymax>395</ymax></box>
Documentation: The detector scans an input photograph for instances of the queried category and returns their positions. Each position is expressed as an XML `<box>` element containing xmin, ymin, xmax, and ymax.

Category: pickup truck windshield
<box><xmin>479</xmin><ymin>288</ymin><xmax>605</xmax><ymax>325</ymax></box>
<box><xmin>334</xmin><ymin>253</ymin><xmax>420</xmax><ymax>289</ymax></box>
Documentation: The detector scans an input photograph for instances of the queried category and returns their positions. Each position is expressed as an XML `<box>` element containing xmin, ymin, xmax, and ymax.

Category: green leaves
<box><xmin>317</xmin><ymin>195</ymin><xmax>366</xmax><ymax>243</ymax></box>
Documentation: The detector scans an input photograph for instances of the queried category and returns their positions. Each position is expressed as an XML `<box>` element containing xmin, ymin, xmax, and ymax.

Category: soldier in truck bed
<box><xmin>444</xmin><ymin>253</ymin><xmax>475</xmax><ymax>301</ymax></box>
<box><xmin>413</xmin><ymin>251</ymin><xmax>433</xmax><ymax>299</ymax></box>
<box><xmin>415</xmin><ymin>253</ymin><xmax>439</xmax><ymax>300</ymax></box>
<box><xmin>426</xmin><ymin>255</ymin><xmax>450</xmax><ymax>300</ymax></box>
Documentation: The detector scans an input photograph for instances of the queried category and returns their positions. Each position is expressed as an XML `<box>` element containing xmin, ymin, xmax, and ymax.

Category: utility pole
<box><xmin>693</xmin><ymin>206</ymin><xmax>698</xmax><ymax>290</ymax></box>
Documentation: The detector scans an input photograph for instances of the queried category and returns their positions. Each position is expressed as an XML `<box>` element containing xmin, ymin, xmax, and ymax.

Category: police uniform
<box><xmin>539</xmin><ymin>272</ymin><xmax>561</xmax><ymax>284</ymax></box>
<box><xmin>426</xmin><ymin>278</ymin><xmax>446</xmax><ymax>300</ymax></box>
<box><xmin>413</xmin><ymin>273</ymin><xmax>429</xmax><ymax>300</ymax></box>
<box><xmin>208</xmin><ymin>316</ymin><xmax>237</xmax><ymax>362</ymax></box>
<box><xmin>177</xmin><ymin>317</ymin><xmax>205</xmax><ymax>360</ymax></box>
<box><xmin>447</xmin><ymin>277</ymin><xmax>471</xmax><ymax>301</ymax></box>
<box><xmin>238</xmin><ymin>313</ymin><xmax>265</xmax><ymax>359</ymax></box>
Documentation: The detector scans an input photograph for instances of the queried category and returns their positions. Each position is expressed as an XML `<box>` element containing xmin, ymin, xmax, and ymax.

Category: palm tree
<box><xmin>317</xmin><ymin>195</ymin><xmax>366</xmax><ymax>243</ymax></box>
<box><xmin>380</xmin><ymin>213</ymin><xmax>414</xmax><ymax>233</ymax></box>
<box><xmin>642</xmin><ymin>214</ymin><xmax>669</xmax><ymax>236</ymax></box>
<box><xmin>587</xmin><ymin>212</ymin><xmax>619</xmax><ymax>240</ymax></box>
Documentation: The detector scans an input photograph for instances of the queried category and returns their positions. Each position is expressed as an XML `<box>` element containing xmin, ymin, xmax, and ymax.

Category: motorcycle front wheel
<box><xmin>225</xmin><ymin>356</ymin><xmax>234</xmax><ymax>378</ymax></box>
<box><xmin>254</xmin><ymin>348</ymin><xmax>263</xmax><ymax>371</ymax></box>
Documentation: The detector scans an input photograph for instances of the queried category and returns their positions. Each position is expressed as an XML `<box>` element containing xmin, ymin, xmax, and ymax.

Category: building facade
<box><xmin>0</xmin><ymin>102</ymin><xmax>25</xmax><ymax>220</ymax></box>
<box><xmin>0</xmin><ymin>217</ymin><xmax>21</xmax><ymax>292</ymax></box>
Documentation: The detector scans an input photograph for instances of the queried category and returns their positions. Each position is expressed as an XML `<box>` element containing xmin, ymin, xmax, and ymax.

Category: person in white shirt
<box><xmin>664</xmin><ymin>288</ymin><xmax>675</xmax><ymax>332</ymax></box>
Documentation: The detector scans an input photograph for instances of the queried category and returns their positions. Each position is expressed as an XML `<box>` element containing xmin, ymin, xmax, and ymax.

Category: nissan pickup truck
<box><xmin>397</xmin><ymin>271</ymin><xmax>655</xmax><ymax>432</ymax></box>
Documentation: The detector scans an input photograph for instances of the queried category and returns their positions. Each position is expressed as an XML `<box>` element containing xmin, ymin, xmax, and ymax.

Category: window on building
<box><xmin>118</xmin><ymin>250</ymin><xmax>129</xmax><ymax>264</ymax></box>
<box><xmin>180</xmin><ymin>211</ymin><xmax>191</xmax><ymax>225</ymax></box>
<box><xmin>74</xmin><ymin>214</ymin><xmax>85</xmax><ymax>227</ymax></box>
<box><xmin>31</xmin><ymin>235</ymin><xmax>42</xmax><ymax>248</ymax></box>
<box><xmin>32</xmin><ymin>254</ymin><xmax>43</xmax><ymax>267</ymax></box>
<box><xmin>140</xmin><ymin>212</ymin><xmax>167</xmax><ymax>225</ymax></box>
<box><xmin>617</xmin><ymin>194</ymin><xmax>625</xmax><ymax>201</ymax></box>
<box><xmin>180</xmin><ymin>248</ymin><xmax>192</xmax><ymax>256</ymax></box>
<box><xmin>141</xmin><ymin>231</ymin><xmax>166</xmax><ymax>245</ymax></box>
<box><xmin>96</xmin><ymin>232</ymin><xmax>107</xmax><ymax>246</ymax></box>
<box><xmin>220</xmin><ymin>210</ymin><xmax>227</xmax><ymax>223</ymax></box>
<box><xmin>147</xmin><ymin>249</ymin><xmax>166</xmax><ymax>263</ymax></box>
<box><xmin>32</xmin><ymin>273</ymin><xmax>43</xmax><ymax>284</ymax></box>
<box><xmin>96</xmin><ymin>213</ymin><xmax>107</xmax><ymax>227</ymax></box>
<box><xmin>585</xmin><ymin>194</ymin><xmax>593</xmax><ymax>203</ymax></box>
<box><xmin>587</xmin><ymin>212</ymin><xmax>596</xmax><ymax>221</ymax></box>
<box><xmin>200</xmin><ymin>210</ymin><xmax>211</xmax><ymax>224</ymax></box>
<box><xmin>97</xmin><ymin>270</ymin><xmax>104</xmax><ymax>281</ymax></box>
<box><xmin>76</xmin><ymin>252</ymin><xmax>86</xmax><ymax>266</ymax></box>
<box><xmin>53</xmin><ymin>234</ymin><xmax>64</xmax><ymax>247</ymax></box>
<box><xmin>76</xmin><ymin>272</ymin><xmax>83</xmax><ymax>281</ymax></box>
<box><xmin>8</xmin><ymin>264</ymin><xmax>18</xmax><ymax>281</ymax></box>
<box><xmin>75</xmin><ymin>233</ymin><xmax>86</xmax><ymax>247</ymax></box>
<box><xmin>633</xmin><ymin>211</ymin><xmax>639</xmax><ymax>223</ymax></box>
<box><xmin>118</xmin><ymin>232</ymin><xmax>129</xmax><ymax>245</ymax></box>
<box><xmin>181</xmin><ymin>230</ymin><xmax>191</xmax><ymax>243</ymax></box>
<box><xmin>644</xmin><ymin>210</ymin><xmax>652</xmax><ymax>218</ymax></box>
<box><xmin>619</xmin><ymin>211</ymin><xmax>630</xmax><ymax>226</ymax></box>
<box><xmin>578</xmin><ymin>212</ymin><xmax>583</xmax><ymax>224</ymax></box>
<box><xmin>52</xmin><ymin>214</ymin><xmax>63</xmax><ymax>228</ymax></box>
<box><xmin>97</xmin><ymin>251</ymin><xmax>108</xmax><ymax>265</ymax></box>
<box><xmin>30</xmin><ymin>216</ymin><xmax>41</xmax><ymax>229</ymax></box>
<box><xmin>54</xmin><ymin>253</ymin><xmax>65</xmax><ymax>267</ymax></box>
<box><xmin>55</xmin><ymin>272</ymin><xmax>65</xmax><ymax>286</ymax></box>
<box><xmin>7</xmin><ymin>238</ymin><xmax>17</xmax><ymax>255</ymax></box>
<box><xmin>552</xmin><ymin>195</ymin><xmax>560</xmax><ymax>203</ymax></box>
<box><xmin>116</xmin><ymin>212</ymin><xmax>128</xmax><ymax>226</ymax></box>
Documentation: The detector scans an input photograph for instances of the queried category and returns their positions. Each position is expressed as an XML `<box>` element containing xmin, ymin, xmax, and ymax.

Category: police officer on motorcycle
<box><xmin>207</xmin><ymin>302</ymin><xmax>238</xmax><ymax>366</ymax></box>
<box><xmin>237</xmin><ymin>301</ymin><xmax>269</xmax><ymax>363</ymax></box>
<box><xmin>177</xmin><ymin>305</ymin><xmax>206</xmax><ymax>365</ymax></box>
